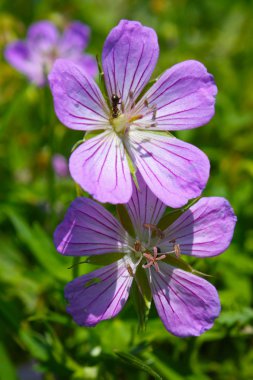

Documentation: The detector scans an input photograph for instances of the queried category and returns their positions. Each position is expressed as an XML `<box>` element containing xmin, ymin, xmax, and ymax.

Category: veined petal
<box><xmin>75</xmin><ymin>55</ymin><xmax>98</xmax><ymax>78</ymax></box>
<box><xmin>135</xmin><ymin>60</ymin><xmax>217</xmax><ymax>131</ymax></box>
<box><xmin>69</xmin><ymin>130</ymin><xmax>132</xmax><ymax>204</ymax></box>
<box><xmin>54</xmin><ymin>197</ymin><xmax>131</xmax><ymax>256</ymax></box>
<box><xmin>160</xmin><ymin>197</ymin><xmax>236</xmax><ymax>257</ymax></box>
<box><xmin>126</xmin><ymin>130</ymin><xmax>210</xmax><ymax>208</ymax></box>
<box><xmin>4</xmin><ymin>41</ymin><xmax>44</xmax><ymax>85</ymax></box>
<box><xmin>148</xmin><ymin>262</ymin><xmax>220</xmax><ymax>337</ymax></box>
<box><xmin>49</xmin><ymin>59</ymin><xmax>109</xmax><ymax>130</ymax></box>
<box><xmin>102</xmin><ymin>20</ymin><xmax>159</xmax><ymax>111</ymax></box>
<box><xmin>60</xmin><ymin>22</ymin><xmax>90</xmax><ymax>54</ymax></box>
<box><xmin>65</xmin><ymin>258</ymin><xmax>135</xmax><ymax>326</ymax></box>
<box><xmin>126</xmin><ymin>171</ymin><xmax>166</xmax><ymax>241</ymax></box>
<box><xmin>27</xmin><ymin>21</ymin><xmax>59</xmax><ymax>51</ymax></box>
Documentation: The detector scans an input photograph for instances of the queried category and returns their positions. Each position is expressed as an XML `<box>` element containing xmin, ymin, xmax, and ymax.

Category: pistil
<box><xmin>142</xmin><ymin>246</ymin><xmax>166</xmax><ymax>272</ymax></box>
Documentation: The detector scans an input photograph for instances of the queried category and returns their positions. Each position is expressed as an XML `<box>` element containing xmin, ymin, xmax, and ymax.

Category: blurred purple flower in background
<box><xmin>54</xmin><ymin>174</ymin><xmax>236</xmax><ymax>337</ymax></box>
<box><xmin>5</xmin><ymin>20</ymin><xmax>97</xmax><ymax>86</ymax></box>
<box><xmin>49</xmin><ymin>19</ymin><xmax>217</xmax><ymax>207</ymax></box>
<box><xmin>52</xmin><ymin>154</ymin><xmax>69</xmax><ymax>177</ymax></box>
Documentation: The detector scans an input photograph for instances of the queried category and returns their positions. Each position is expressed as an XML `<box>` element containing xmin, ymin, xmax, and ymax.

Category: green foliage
<box><xmin>0</xmin><ymin>0</ymin><xmax>253</xmax><ymax>379</ymax></box>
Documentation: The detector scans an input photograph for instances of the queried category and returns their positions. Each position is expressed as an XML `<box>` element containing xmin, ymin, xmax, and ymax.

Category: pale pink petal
<box><xmin>65</xmin><ymin>258</ymin><xmax>135</xmax><ymax>326</ymax></box>
<box><xmin>126</xmin><ymin>171</ymin><xmax>166</xmax><ymax>241</ymax></box>
<box><xmin>54</xmin><ymin>197</ymin><xmax>131</xmax><ymax>256</ymax></box>
<box><xmin>60</xmin><ymin>22</ymin><xmax>90</xmax><ymax>54</ymax></box>
<box><xmin>49</xmin><ymin>59</ymin><xmax>109</xmax><ymax>130</ymax></box>
<box><xmin>160</xmin><ymin>197</ymin><xmax>237</xmax><ymax>257</ymax></box>
<box><xmin>4</xmin><ymin>41</ymin><xmax>44</xmax><ymax>85</ymax></box>
<box><xmin>102</xmin><ymin>20</ymin><xmax>159</xmax><ymax>111</ymax></box>
<box><xmin>148</xmin><ymin>262</ymin><xmax>220</xmax><ymax>337</ymax></box>
<box><xmin>69</xmin><ymin>130</ymin><xmax>132</xmax><ymax>204</ymax></box>
<box><xmin>134</xmin><ymin>60</ymin><xmax>217</xmax><ymax>130</ymax></box>
<box><xmin>75</xmin><ymin>55</ymin><xmax>98</xmax><ymax>78</ymax></box>
<box><xmin>126</xmin><ymin>130</ymin><xmax>210</xmax><ymax>208</ymax></box>
<box><xmin>27</xmin><ymin>21</ymin><xmax>59</xmax><ymax>52</ymax></box>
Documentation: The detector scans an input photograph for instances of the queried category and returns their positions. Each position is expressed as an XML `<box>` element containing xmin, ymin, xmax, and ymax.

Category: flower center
<box><xmin>142</xmin><ymin>247</ymin><xmax>166</xmax><ymax>272</ymax></box>
<box><xmin>110</xmin><ymin>113</ymin><xmax>144</xmax><ymax>135</ymax></box>
<box><xmin>110</xmin><ymin>114</ymin><xmax>129</xmax><ymax>134</ymax></box>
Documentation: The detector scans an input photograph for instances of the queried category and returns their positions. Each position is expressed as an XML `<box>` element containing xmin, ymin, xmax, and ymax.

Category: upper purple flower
<box><xmin>49</xmin><ymin>19</ymin><xmax>217</xmax><ymax>208</ymax></box>
<box><xmin>54</xmin><ymin>173</ymin><xmax>236</xmax><ymax>337</ymax></box>
<box><xmin>5</xmin><ymin>20</ymin><xmax>97</xmax><ymax>86</ymax></box>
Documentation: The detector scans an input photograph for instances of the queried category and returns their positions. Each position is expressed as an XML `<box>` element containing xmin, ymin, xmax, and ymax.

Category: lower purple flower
<box><xmin>54</xmin><ymin>173</ymin><xmax>236</xmax><ymax>337</ymax></box>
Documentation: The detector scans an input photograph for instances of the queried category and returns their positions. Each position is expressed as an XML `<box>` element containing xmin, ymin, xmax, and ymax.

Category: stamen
<box><xmin>143</xmin><ymin>99</ymin><xmax>157</xmax><ymax>128</ymax></box>
<box><xmin>129</xmin><ymin>91</ymin><xmax>135</xmax><ymax>109</ymax></box>
<box><xmin>126</xmin><ymin>264</ymin><xmax>134</xmax><ymax>277</ymax></box>
<box><xmin>142</xmin><ymin>247</ymin><xmax>166</xmax><ymax>272</ymax></box>
<box><xmin>134</xmin><ymin>240</ymin><xmax>142</xmax><ymax>252</ymax></box>
<box><xmin>129</xmin><ymin>114</ymin><xmax>143</xmax><ymax>123</ymax></box>
<box><xmin>169</xmin><ymin>239</ymin><xmax>181</xmax><ymax>258</ymax></box>
<box><xmin>143</xmin><ymin>223</ymin><xmax>165</xmax><ymax>239</ymax></box>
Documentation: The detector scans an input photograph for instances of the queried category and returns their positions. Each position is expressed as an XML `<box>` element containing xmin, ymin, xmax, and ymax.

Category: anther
<box><xmin>144</xmin><ymin>99</ymin><xmax>157</xmax><ymax>128</ymax></box>
<box><xmin>169</xmin><ymin>239</ymin><xmax>181</xmax><ymax>258</ymax></box>
<box><xmin>126</xmin><ymin>264</ymin><xmax>134</xmax><ymax>277</ymax></box>
<box><xmin>134</xmin><ymin>240</ymin><xmax>142</xmax><ymax>252</ymax></box>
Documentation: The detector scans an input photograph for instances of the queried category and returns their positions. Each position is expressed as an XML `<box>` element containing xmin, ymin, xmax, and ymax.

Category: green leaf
<box><xmin>144</xmin><ymin>130</ymin><xmax>175</xmax><ymax>138</ymax></box>
<box><xmin>0</xmin><ymin>342</ymin><xmax>17</xmax><ymax>380</ymax></box>
<box><xmin>84</xmin><ymin>252</ymin><xmax>124</xmax><ymax>266</ymax></box>
<box><xmin>84</xmin><ymin>130</ymin><xmax>104</xmax><ymax>141</ymax></box>
<box><xmin>4</xmin><ymin>208</ymin><xmax>69</xmax><ymax>281</ymax></box>
<box><xmin>84</xmin><ymin>277</ymin><xmax>102</xmax><ymax>288</ymax></box>
<box><xmin>71</xmin><ymin>130</ymin><xmax>104</xmax><ymax>153</ymax></box>
<box><xmin>163</xmin><ymin>255</ymin><xmax>193</xmax><ymax>272</ymax></box>
<box><xmin>71</xmin><ymin>138</ymin><xmax>85</xmax><ymax>152</ymax></box>
<box><xmin>96</xmin><ymin>54</ymin><xmax>109</xmax><ymax>104</ymax></box>
<box><xmin>157</xmin><ymin>209</ymin><xmax>184</xmax><ymax>231</ymax></box>
<box><xmin>115</xmin><ymin>351</ymin><xmax>163</xmax><ymax>380</ymax></box>
<box><xmin>131</xmin><ymin>266</ymin><xmax>152</xmax><ymax>331</ymax></box>
<box><xmin>116</xmin><ymin>204</ymin><xmax>135</xmax><ymax>237</ymax></box>
<box><xmin>157</xmin><ymin>196</ymin><xmax>201</xmax><ymax>230</ymax></box>
<box><xmin>125</xmin><ymin>149</ymin><xmax>139</xmax><ymax>189</ymax></box>
<box><xmin>143</xmin><ymin>352</ymin><xmax>184</xmax><ymax>380</ymax></box>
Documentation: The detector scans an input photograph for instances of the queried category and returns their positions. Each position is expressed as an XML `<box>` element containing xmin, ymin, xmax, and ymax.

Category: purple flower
<box><xmin>54</xmin><ymin>174</ymin><xmax>236</xmax><ymax>337</ymax></box>
<box><xmin>5</xmin><ymin>20</ymin><xmax>97</xmax><ymax>86</ymax></box>
<box><xmin>52</xmin><ymin>154</ymin><xmax>69</xmax><ymax>177</ymax></box>
<box><xmin>49</xmin><ymin>19</ymin><xmax>217</xmax><ymax>207</ymax></box>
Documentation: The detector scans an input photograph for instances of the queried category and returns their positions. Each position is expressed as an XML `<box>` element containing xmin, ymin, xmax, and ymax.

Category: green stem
<box><xmin>71</xmin><ymin>176</ymin><xmax>83</xmax><ymax>278</ymax></box>
<box><xmin>41</xmin><ymin>86</ymin><xmax>56</xmax><ymax>226</ymax></box>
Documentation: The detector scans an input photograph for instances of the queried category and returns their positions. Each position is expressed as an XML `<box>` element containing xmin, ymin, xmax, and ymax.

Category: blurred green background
<box><xmin>0</xmin><ymin>0</ymin><xmax>253</xmax><ymax>379</ymax></box>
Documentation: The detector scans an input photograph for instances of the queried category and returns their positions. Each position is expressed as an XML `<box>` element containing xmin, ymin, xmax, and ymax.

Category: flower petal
<box><xmin>54</xmin><ymin>197</ymin><xmax>131</xmax><ymax>256</ymax></box>
<box><xmin>49</xmin><ymin>59</ymin><xmax>109</xmax><ymax>130</ymax></box>
<box><xmin>69</xmin><ymin>130</ymin><xmax>132</xmax><ymax>204</ymax></box>
<box><xmin>148</xmin><ymin>262</ymin><xmax>220</xmax><ymax>337</ymax></box>
<box><xmin>102</xmin><ymin>20</ymin><xmax>159</xmax><ymax>111</ymax></box>
<box><xmin>76</xmin><ymin>55</ymin><xmax>98</xmax><ymax>78</ymax></box>
<box><xmin>65</xmin><ymin>258</ymin><xmax>134</xmax><ymax>326</ymax></box>
<box><xmin>135</xmin><ymin>60</ymin><xmax>217</xmax><ymax>130</ymax></box>
<box><xmin>4</xmin><ymin>41</ymin><xmax>44</xmax><ymax>85</ymax></box>
<box><xmin>160</xmin><ymin>197</ymin><xmax>236</xmax><ymax>257</ymax></box>
<box><xmin>126</xmin><ymin>130</ymin><xmax>210</xmax><ymax>208</ymax></box>
<box><xmin>60</xmin><ymin>22</ymin><xmax>90</xmax><ymax>54</ymax></box>
<box><xmin>126</xmin><ymin>171</ymin><xmax>166</xmax><ymax>241</ymax></box>
<box><xmin>27</xmin><ymin>21</ymin><xmax>58</xmax><ymax>51</ymax></box>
